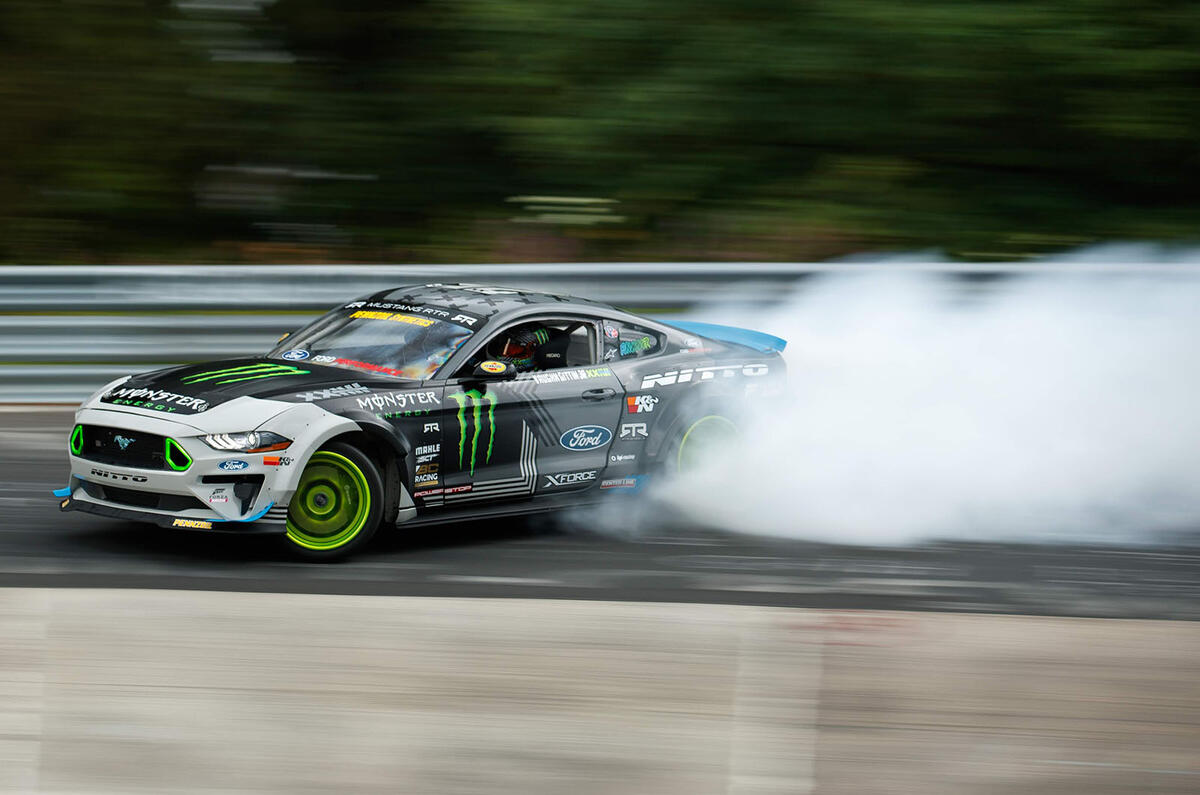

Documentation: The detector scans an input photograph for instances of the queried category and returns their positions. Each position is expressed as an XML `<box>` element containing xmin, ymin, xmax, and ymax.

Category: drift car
<box><xmin>55</xmin><ymin>283</ymin><xmax>786</xmax><ymax>559</ymax></box>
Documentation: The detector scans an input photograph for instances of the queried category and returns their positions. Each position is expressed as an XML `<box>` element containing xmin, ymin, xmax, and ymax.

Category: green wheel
<box><xmin>284</xmin><ymin>442</ymin><xmax>382</xmax><ymax>560</ymax></box>
<box><xmin>674</xmin><ymin>414</ymin><xmax>739</xmax><ymax>474</ymax></box>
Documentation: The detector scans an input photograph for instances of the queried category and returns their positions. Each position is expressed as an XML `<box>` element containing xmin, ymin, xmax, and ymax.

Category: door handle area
<box><xmin>581</xmin><ymin>387</ymin><xmax>617</xmax><ymax>401</ymax></box>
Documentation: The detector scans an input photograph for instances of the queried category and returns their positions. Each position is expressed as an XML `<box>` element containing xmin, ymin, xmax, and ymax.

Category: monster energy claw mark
<box><xmin>180</xmin><ymin>363</ymin><xmax>311</xmax><ymax>385</ymax></box>
<box><xmin>449</xmin><ymin>389</ymin><xmax>497</xmax><ymax>476</ymax></box>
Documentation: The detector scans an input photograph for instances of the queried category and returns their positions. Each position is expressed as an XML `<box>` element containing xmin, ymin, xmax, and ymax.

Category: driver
<box><xmin>486</xmin><ymin>324</ymin><xmax>551</xmax><ymax>372</ymax></box>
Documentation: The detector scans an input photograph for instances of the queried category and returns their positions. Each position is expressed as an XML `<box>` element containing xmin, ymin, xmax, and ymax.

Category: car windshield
<box><xmin>268</xmin><ymin>304</ymin><xmax>476</xmax><ymax>380</ymax></box>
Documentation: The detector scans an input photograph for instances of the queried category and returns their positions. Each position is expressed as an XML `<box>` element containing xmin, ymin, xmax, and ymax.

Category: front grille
<box><xmin>81</xmin><ymin>481</ymin><xmax>207</xmax><ymax>512</ymax></box>
<box><xmin>77</xmin><ymin>425</ymin><xmax>168</xmax><ymax>470</ymax></box>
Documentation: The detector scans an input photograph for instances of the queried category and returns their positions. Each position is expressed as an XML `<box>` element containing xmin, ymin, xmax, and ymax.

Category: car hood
<box><xmin>97</xmin><ymin>358</ymin><xmax>406</xmax><ymax>416</ymax></box>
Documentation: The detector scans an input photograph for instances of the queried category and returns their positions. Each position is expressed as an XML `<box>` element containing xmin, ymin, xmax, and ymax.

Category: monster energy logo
<box><xmin>180</xmin><ymin>363</ymin><xmax>311</xmax><ymax>385</ymax></box>
<box><xmin>449</xmin><ymin>389</ymin><xmax>497</xmax><ymax>476</ymax></box>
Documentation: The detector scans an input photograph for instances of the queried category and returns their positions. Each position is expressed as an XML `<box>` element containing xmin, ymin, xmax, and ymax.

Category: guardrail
<box><xmin>1</xmin><ymin>262</ymin><xmax>1191</xmax><ymax>402</ymax></box>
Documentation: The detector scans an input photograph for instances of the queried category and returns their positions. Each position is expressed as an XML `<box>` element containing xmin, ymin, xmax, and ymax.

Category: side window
<box><xmin>460</xmin><ymin>318</ymin><xmax>596</xmax><ymax>375</ymax></box>
<box><xmin>603</xmin><ymin>321</ymin><xmax>662</xmax><ymax>361</ymax></box>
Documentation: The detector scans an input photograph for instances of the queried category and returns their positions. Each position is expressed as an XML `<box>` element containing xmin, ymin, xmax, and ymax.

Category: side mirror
<box><xmin>472</xmin><ymin>360</ymin><xmax>515</xmax><ymax>379</ymax></box>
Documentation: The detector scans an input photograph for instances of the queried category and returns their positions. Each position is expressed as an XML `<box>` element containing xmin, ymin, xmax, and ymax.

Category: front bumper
<box><xmin>59</xmin><ymin>407</ymin><xmax>294</xmax><ymax>533</ymax></box>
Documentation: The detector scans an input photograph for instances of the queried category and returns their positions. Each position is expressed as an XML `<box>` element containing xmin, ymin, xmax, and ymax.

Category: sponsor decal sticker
<box><xmin>544</xmin><ymin>470</ymin><xmax>597</xmax><ymax>487</ymax></box>
<box><xmin>416</xmin><ymin>463</ymin><xmax>438</xmax><ymax>476</ymax></box>
<box><xmin>416</xmin><ymin>444</ymin><xmax>440</xmax><ymax>456</ymax></box>
<box><xmin>413</xmin><ymin>488</ymin><xmax>444</xmax><ymax>498</ymax></box>
<box><xmin>312</xmin><ymin>354</ymin><xmax>337</xmax><ymax>363</ymax></box>
<box><xmin>60</xmin><ymin>498</ymin><xmax>70</xmax><ymax>509</ymax></box>
<box><xmin>114</xmin><ymin>434</ymin><xmax>136</xmax><ymax>451</ymax></box>
<box><xmin>620</xmin><ymin>335</ymin><xmax>655</xmax><ymax>356</ymax></box>
<box><xmin>423</xmin><ymin>422</ymin><xmax>439</xmax><ymax>434</ymax></box>
<box><xmin>208</xmin><ymin>488</ymin><xmax>230</xmax><ymax>504</ymax></box>
<box><xmin>218</xmin><ymin>460</ymin><xmax>250</xmax><ymax>471</ymax></box>
<box><xmin>604</xmin><ymin>324</ymin><xmax>619</xmax><ymax>339</ymax></box>
<box><xmin>181</xmin><ymin>362</ymin><xmax>310</xmax><ymax>385</ymax></box>
<box><xmin>639</xmin><ymin>363</ymin><xmax>769</xmax><ymax>389</ymax></box>
<box><xmin>89</xmin><ymin>467</ymin><xmax>147</xmax><ymax>483</ymax></box>
<box><xmin>262</xmin><ymin>456</ymin><xmax>293</xmax><ymax>467</ymax></box>
<box><xmin>619</xmin><ymin>422</ymin><xmax>648</xmax><ymax>440</ymax></box>
<box><xmin>559</xmin><ymin>425</ymin><xmax>613</xmax><ymax>452</ymax></box>
<box><xmin>480</xmin><ymin>360</ymin><xmax>507</xmax><ymax>374</ymax></box>
<box><xmin>281</xmin><ymin>349</ymin><xmax>310</xmax><ymax>361</ymax></box>
<box><xmin>103</xmin><ymin>386</ymin><xmax>209</xmax><ymax>413</ymax></box>
<box><xmin>449</xmin><ymin>389</ymin><xmax>497</xmax><ymax>476</ymax></box>
<box><xmin>172</xmin><ymin>518</ymin><xmax>214</xmax><ymax>529</ymax></box>
<box><xmin>349</xmin><ymin>310</ymin><xmax>437</xmax><ymax>328</ymax></box>
<box><xmin>294</xmin><ymin>382</ymin><xmax>370</xmax><ymax>402</ymax></box>
<box><xmin>445</xmin><ymin>484</ymin><xmax>473</xmax><ymax>495</ymax></box>
<box><xmin>600</xmin><ymin>476</ymin><xmax>646</xmax><ymax>491</ymax></box>
<box><xmin>609</xmin><ymin>453</ymin><xmax>636</xmax><ymax>463</ymax></box>
<box><xmin>626</xmin><ymin>394</ymin><xmax>659</xmax><ymax>414</ymax></box>
<box><xmin>357</xmin><ymin>390</ymin><xmax>441</xmax><ymax>412</ymax></box>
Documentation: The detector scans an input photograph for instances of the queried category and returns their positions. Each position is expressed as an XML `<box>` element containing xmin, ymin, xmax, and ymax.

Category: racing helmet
<box><xmin>487</xmin><ymin>325</ymin><xmax>550</xmax><ymax>371</ymax></box>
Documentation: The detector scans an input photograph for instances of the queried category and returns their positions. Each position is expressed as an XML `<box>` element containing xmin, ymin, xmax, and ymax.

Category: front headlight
<box><xmin>202</xmin><ymin>431</ymin><xmax>291</xmax><ymax>453</ymax></box>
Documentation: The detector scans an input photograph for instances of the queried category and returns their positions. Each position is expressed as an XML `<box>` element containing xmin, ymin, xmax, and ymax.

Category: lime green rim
<box><xmin>676</xmin><ymin>415</ymin><xmax>738</xmax><ymax>473</ymax></box>
<box><xmin>70</xmin><ymin>425</ymin><xmax>83</xmax><ymax>456</ymax></box>
<box><xmin>286</xmin><ymin>451</ymin><xmax>372</xmax><ymax>551</ymax></box>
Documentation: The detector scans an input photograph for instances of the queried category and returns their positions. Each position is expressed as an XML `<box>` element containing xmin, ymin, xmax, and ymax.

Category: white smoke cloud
<box><xmin>642</xmin><ymin>265</ymin><xmax>1200</xmax><ymax>545</ymax></box>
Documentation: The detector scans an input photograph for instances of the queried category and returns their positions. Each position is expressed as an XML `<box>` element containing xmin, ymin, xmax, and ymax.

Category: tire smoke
<box><xmin>651</xmin><ymin>264</ymin><xmax>1200</xmax><ymax>545</ymax></box>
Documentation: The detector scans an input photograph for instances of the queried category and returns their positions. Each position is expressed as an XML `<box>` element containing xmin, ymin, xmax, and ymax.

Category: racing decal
<box><xmin>357</xmin><ymin>391</ymin><xmax>441</xmax><ymax>412</ymax></box>
<box><xmin>527</xmin><ymin>367</ymin><xmax>612</xmax><ymax>385</ymax></box>
<box><xmin>626</xmin><ymin>395</ymin><xmax>659</xmax><ymax>414</ymax></box>
<box><xmin>89</xmin><ymin>467</ymin><xmax>147</xmax><ymax>483</ymax></box>
<box><xmin>619</xmin><ymin>422</ymin><xmax>648</xmax><ymax>440</ymax></box>
<box><xmin>600</xmin><ymin>476</ymin><xmax>648</xmax><ymax>491</ymax></box>
<box><xmin>609</xmin><ymin>453</ymin><xmax>635</xmax><ymax>463</ymax></box>
<box><xmin>181</xmin><ymin>363</ymin><xmax>311</xmax><ymax>385</ymax></box>
<box><xmin>544</xmin><ymin>470</ymin><xmax>597</xmax><ymax>488</ymax></box>
<box><xmin>262</xmin><ymin>455</ymin><xmax>294</xmax><ymax>466</ymax></box>
<box><xmin>423</xmin><ymin>422</ymin><xmax>440</xmax><ymax>433</ymax></box>
<box><xmin>620</xmin><ymin>336</ymin><xmax>655</xmax><ymax>356</ymax></box>
<box><xmin>639</xmin><ymin>363</ymin><xmax>769</xmax><ymax>389</ymax></box>
<box><xmin>449</xmin><ymin>389</ymin><xmax>497</xmax><ymax>476</ymax></box>
<box><xmin>312</xmin><ymin>355</ymin><xmax>337</xmax><ymax>363</ymax></box>
<box><xmin>442</xmin><ymin>422</ymin><xmax>538</xmax><ymax>504</ymax></box>
<box><xmin>349</xmin><ymin>310</ymin><xmax>436</xmax><ymax>327</ymax></box>
<box><xmin>333</xmin><ymin>358</ymin><xmax>411</xmax><ymax>377</ymax></box>
<box><xmin>604</xmin><ymin>324</ymin><xmax>619</xmax><ymax>339</ymax></box>
<box><xmin>208</xmin><ymin>487</ymin><xmax>230</xmax><ymax>504</ymax></box>
<box><xmin>480</xmin><ymin>360</ymin><xmax>507</xmax><ymax>374</ymax></box>
<box><xmin>343</xmin><ymin>300</ymin><xmax>483</xmax><ymax>328</ymax></box>
<box><xmin>559</xmin><ymin>425</ymin><xmax>613</xmax><ymax>452</ymax></box>
<box><xmin>172</xmin><ymin>518</ymin><xmax>213</xmax><ymax>529</ymax></box>
<box><xmin>294</xmin><ymin>383</ymin><xmax>370</xmax><ymax>402</ymax></box>
<box><xmin>102</xmin><ymin>386</ymin><xmax>209</xmax><ymax>414</ymax></box>
<box><xmin>281</xmin><ymin>349</ymin><xmax>310</xmax><ymax>361</ymax></box>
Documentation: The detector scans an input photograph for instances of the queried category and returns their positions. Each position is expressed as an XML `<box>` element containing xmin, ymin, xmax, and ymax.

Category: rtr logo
<box><xmin>619</xmin><ymin>423</ymin><xmax>648</xmax><ymax>440</ymax></box>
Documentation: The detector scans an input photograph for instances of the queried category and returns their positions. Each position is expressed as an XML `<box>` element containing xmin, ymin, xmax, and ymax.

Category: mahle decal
<box><xmin>449</xmin><ymin>389</ymin><xmax>497</xmax><ymax>476</ymax></box>
<box><xmin>181</xmin><ymin>362</ymin><xmax>311</xmax><ymax>385</ymax></box>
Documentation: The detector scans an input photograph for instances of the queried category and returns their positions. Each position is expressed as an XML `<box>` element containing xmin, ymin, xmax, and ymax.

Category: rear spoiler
<box><xmin>665</xmin><ymin>320</ymin><xmax>787</xmax><ymax>353</ymax></box>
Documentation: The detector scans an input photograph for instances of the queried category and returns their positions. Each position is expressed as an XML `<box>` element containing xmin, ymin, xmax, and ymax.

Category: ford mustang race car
<box><xmin>55</xmin><ymin>283</ymin><xmax>786</xmax><ymax>559</ymax></box>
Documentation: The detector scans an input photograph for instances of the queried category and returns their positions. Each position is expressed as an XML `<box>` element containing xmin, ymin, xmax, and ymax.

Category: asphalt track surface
<box><xmin>3</xmin><ymin>410</ymin><xmax>1199</xmax><ymax>620</ymax></box>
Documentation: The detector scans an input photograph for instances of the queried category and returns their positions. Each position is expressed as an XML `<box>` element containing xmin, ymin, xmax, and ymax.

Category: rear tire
<box><xmin>667</xmin><ymin>414</ymin><xmax>739</xmax><ymax>475</ymax></box>
<box><xmin>282</xmin><ymin>441</ymin><xmax>382</xmax><ymax>561</ymax></box>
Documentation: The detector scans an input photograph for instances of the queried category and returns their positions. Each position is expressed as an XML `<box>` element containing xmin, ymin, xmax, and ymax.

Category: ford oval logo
<box><xmin>559</xmin><ymin>425</ymin><xmax>613</xmax><ymax>452</ymax></box>
<box><xmin>281</xmin><ymin>349</ymin><xmax>310</xmax><ymax>361</ymax></box>
<box><xmin>218</xmin><ymin>460</ymin><xmax>249</xmax><ymax>471</ymax></box>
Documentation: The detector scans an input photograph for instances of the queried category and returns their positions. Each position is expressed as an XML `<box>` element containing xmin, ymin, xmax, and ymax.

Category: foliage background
<box><xmin>3</xmin><ymin>0</ymin><xmax>1199</xmax><ymax>263</ymax></box>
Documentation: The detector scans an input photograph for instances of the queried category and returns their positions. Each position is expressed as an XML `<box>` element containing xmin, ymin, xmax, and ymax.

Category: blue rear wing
<box><xmin>665</xmin><ymin>320</ymin><xmax>787</xmax><ymax>353</ymax></box>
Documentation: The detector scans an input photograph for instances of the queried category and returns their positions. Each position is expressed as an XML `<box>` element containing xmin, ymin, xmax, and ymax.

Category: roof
<box><xmin>373</xmin><ymin>282</ymin><xmax>614</xmax><ymax>320</ymax></box>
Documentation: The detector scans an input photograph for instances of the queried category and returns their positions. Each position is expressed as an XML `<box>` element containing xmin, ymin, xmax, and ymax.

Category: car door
<box><xmin>432</xmin><ymin>316</ymin><xmax>624</xmax><ymax>507</ymax></box>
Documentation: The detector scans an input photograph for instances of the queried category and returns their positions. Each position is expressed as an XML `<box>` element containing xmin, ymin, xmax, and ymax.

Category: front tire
<box><xmin>283</xmin><ymin>442</ymin><xmax>382</xmax><ymax>560</ymax></box>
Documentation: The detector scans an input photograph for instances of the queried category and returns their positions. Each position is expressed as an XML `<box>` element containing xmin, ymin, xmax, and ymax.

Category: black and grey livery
<box><xmin>56</xmin><ymin>283</ymin><xmax>786</xmax><ymax>558</ymax></box>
